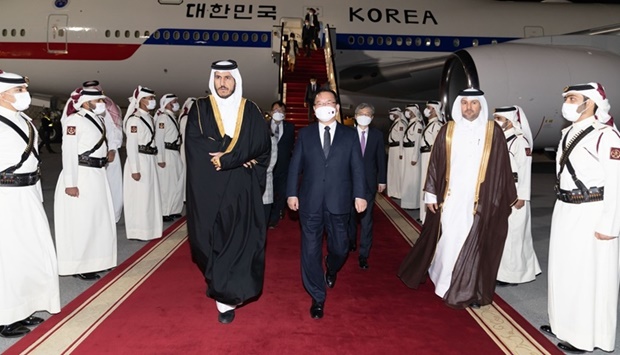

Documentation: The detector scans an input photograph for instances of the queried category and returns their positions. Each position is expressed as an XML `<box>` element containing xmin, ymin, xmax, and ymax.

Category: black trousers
<box><xmin>300</xmin><ymin>209</ymin><xmax>350</xmax><ymax>303</ymax></box>
<box><xmin>348</xmin><ymin>192</ymin><xmax>376</xmax><ymax>259</ymax></box>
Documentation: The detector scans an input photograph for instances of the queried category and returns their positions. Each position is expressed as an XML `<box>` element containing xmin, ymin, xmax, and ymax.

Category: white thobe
<box><xmin>387</xmin><ymin>117</ymin><xmax>407</xmax><ymax>199</ymax></box>
<box><xmin>427</xmin><ymin>117</ymin><xmax>487</xmax><ymax>298</ymax></box>
<box><xmin>400</xmin><ymin>118</ymin><xmax>423</xmax><ymax>209</ymax></box>
<box><xmin>123</xmin><ymin>109</ymin><xmax>163</xmax><ymax>241</ymax></box>
<box><xmin>262</xmin><ymin>135</ymin><xmax>278</xmax><ymax>204</ymax></box>
<box><xmin>0</xmin><ymin>107</ymin><xmax>60</xmax><ymax>325</ymax></box>
<box><xmin>102</xmin><ymin>108</ymin><xmax>124</xmax><ymax>222</ymax></box>
<box><xmin>54</xmin><ymin>109</ymin><xmax>117</xmax><ymax>275</ymax></box>
<box><xmin>497</xmin><ymin>128</ymin><xmax>540</xmax><ymax>283</ymax></box>
<box><xmin>155</xmin><ymin>110</ymin><xmax>184</xmax><ymax>216</ymax></box>
<box><xmin>419</xmin><ymin>118</ymin><xmax>443</xmax><ymax>223</ymax></box>
<box><xmin>548</xmin><ymin>116</ymin><xmax>620</xmax><ymax>352</ymax></box>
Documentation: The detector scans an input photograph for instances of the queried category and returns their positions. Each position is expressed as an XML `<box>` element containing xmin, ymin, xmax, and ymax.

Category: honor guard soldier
<box><xmin>0</xmin><ymin>70</ymin><xmax>60</xmax><ymax>338</ymax></box>
<box><xmin>419</xmin><ymin>100</ymin><xmax>444</xmax><ymax>223</ymax></box>
<box><xmin>54</xmin><ymin>87</ymin><xmax>117</xmax><ymax>280</ymax></box>
<box><xmin>400</xmin><ymin>104</ymin><xmax>423</xmax><ymax>210</ymax></box>
<box><xmin>386</xmin><ymin>107</ymin><xmax>407</xmax><ymax>199</ymax></box>
<box><xmin>155</xmin><ymin>93</ymin><xmax>184</xmax><ymax>222</ymax></box>
<box><xmin>493</xmin><ymin>106</ymin><xmax>541</xmax><ymax>287</ymax></box>
<box><xmin>541</xmin><ymin>83</ymin><xmax>620</xmax><ymax>354</ymax></box>
<box><xmin>179</xmin><ymin>97</ymin><xmax>196</xmax><ymax>204</ymax></box>
<box><xmin>123</xmin><ymin>86</ymin><xmax>163</xmax><ymax>241</ymax></box>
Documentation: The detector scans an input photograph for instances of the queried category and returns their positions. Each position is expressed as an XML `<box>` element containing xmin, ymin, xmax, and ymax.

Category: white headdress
<box><xmin>0</xmin><ymin>70</ymin><xmax>28</xmax><ymax>93</ymax></box>
<box><xmin>493</xmin><ymin>105</ymin><xmax>533</xmax><ymax>145</ymax></box>
<box><xmin>124</xmin><ymin>85</ymin><xmax>155</xmax><ymax>123</ymax></box>
<box><xmin>562</xmin><ymin>82</ymin><xmax>614</xmax><ymax>126</ymax></box>
<box><xmin>451</xmin><ymin>88</ymin><xmax>488</xmax><ymax>127</ymax></box>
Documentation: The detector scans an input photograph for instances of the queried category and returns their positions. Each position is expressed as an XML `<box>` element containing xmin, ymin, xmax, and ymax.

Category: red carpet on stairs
<box><xmin>6</xmin><ymin>195</ymin><xmax>561</xmax><ymax>355</ymax></box>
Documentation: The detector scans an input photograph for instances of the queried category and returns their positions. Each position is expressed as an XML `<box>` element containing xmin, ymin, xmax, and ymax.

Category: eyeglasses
<box><xmin>314</xmin><ymin>101</ymin><xmax>336</xmax><ymax>107</ymax></box>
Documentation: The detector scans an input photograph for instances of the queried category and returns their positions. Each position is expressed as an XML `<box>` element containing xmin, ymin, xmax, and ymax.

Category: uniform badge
<box><xmin>525</xmin><ymin>148</ymin><xmax>531</xmax><ymax>156</ymax></box>
<box><xmin>130</xmin><ymin>126</ymin><xmax>137</xmax><ymax>133</ymax></box>
<box><xmin>417</xmin><ymin>128</ymin><xmax>422</xmax><ymax>133</ymax></box>
<box><xmin>66</xmin><ymin>126</ymin><xmax>76</xmax><ymax>135</ymax></box>
<box><xmin>399</xmin><ymin>127</ymin><xmax>404</xmax><ymax>131</ymax></box>
<box><xmin>610</xmin><ymin>147</ymin><xmax>620</xmax><ymax>160</ymax></box>
<box><xmin>159</xmin><ymin>122</ymin><xmax>165</xmax><ymax>129</ymax></box>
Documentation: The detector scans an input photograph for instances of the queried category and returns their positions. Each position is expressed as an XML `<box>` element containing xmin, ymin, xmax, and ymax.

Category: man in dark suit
<box><xmin>287</xmin><ymin>89</ymin><xmax>367</xmax><ymax>320</ymax></box>
<box><xmin>304</xmin><ymin>76</ymin><xmax>319</xmax><ymax>122</ymax></box>
<box><xmin>301</xmin><ymin>19</ymin><xmax>313</xmax><ymax>57</ymax></box>
<box><xmin>347</xmin><ymin>103</ymin><xmax>387</xmax><ymax>270</ymax></box>
<box><xmin>268</xmin><ymin>100</ymin><xmax>295</xmax><ymax>228</ymax></box>
<box><xmin>304</xmin><ymin>8</ymin><xmax>320</xmax><ymax>49</ymax></box>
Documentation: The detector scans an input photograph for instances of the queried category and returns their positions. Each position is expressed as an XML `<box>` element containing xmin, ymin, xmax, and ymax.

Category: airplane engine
<box><xmin>440</xmin><ymin>43</ymin><xmax>620</xmax><ymax>149</ymax></box>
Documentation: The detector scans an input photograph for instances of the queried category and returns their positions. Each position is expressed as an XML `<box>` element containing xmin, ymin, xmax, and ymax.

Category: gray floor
<box><xmin>1</xmin><ymin>149</ymin><xmax>617</xmax><ymax>354</ymax></box>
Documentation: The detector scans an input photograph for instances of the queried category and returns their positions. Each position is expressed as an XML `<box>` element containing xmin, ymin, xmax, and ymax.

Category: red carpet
<box><xmin>6</xmin><ymin>196</ymin><xmax>561</xmax><ymax>354</ymax></box>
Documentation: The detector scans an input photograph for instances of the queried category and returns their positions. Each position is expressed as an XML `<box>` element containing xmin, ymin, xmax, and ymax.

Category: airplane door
<box><xmin>47</xmin><ymin>14</ymin><xmax>68</xmax><ymax>54</ymax></box>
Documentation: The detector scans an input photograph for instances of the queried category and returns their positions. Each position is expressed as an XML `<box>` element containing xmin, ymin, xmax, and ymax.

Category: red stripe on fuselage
<box><xmin>0</xmin><ymin>42</ymin><xmax>141</xmax><ymax>60</ymax></box>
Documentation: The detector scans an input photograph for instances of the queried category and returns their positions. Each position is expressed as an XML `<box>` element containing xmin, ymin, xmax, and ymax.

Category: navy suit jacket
<box><xmin>358</xmin><ymin>126</ymin><xmax>387</xmax><ymax>196</ymax></box>
<box><xmin>270</xmin><ymin>120</ymin><xmax>295</xmax><ymax>179</ymax></box>
<box><xmin>287</xmin><ymin>122</ymin><xmax>366</xmax><ymax>215</ymax></box>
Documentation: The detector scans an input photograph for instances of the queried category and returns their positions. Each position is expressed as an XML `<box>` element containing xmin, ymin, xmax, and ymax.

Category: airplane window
<box><xmin>396</xmin><ymin>37</ymin><xmax>403</xmax><ymax>46</ymax></box>
<box><xmin>232</xmin><ymin>33</ymin><xmax>239</xmax><ymax>42</ymax></box>
<box><xmin>1</xmin><ymin>29</ymin><xmax>6</xmax><ymax>37</ymax></box>
<box><xmin>453</xmin><ymin>38</ymin><xmax>460</xmax><ymax>47</ymax></box>
<box><xmin>144</xmin><ymin>31</ymin><xmax>150</xmax><ymax>37</ymax></box>
<box><xmin>472</xmin><ymin>39</ymin><xmax>479</xmax><ymax>46</ymax></box>
<box><xmin>377</xmin><ymin>37</ymin><xmax>383</xmax><ymax>46</ymax></box>
<box><xmin>367</xmin><ymin>36</ymin><xmax>374</xmax><ymax>45</ymax></box>
<box><xmin>406</xmin><ymin>37</ymin><xmax>412</xmax><ymax>46</ymax></box>
<box><xmin>212</xmin><ymin>33</ymin><xmax>219</xmax><ymax>41</ymax></box>
<box><xmin>193</xmin><ymin>31</ymin><xmax>200</xmax><ymax>41</ymax></box>
<box><xmin>124</xmin><ymin>30</ymin><xmax>130</xmax><ymax>38</ymax></box>
<box><xmin>183</xmin><ymin>31</ymin><xmax>190</xmax><ymax>40</ymax></box>
<box><xmin>203</xmin><ymin>32</ymin><xmax>209</xmax><ymax>41</ymax></box>
<box><xmin>105</xmin><ymin>30</ymin><xmax>111</xmax><ymax>38</ymax></box>
<box><xmin>261</xmin><ymin>33</ymin><xmax>268</xmax><ymax>42</ymax></box>
<box><xmin>425</xmin><ymin>38</ymin><xmax>431</xmax><ymax>46</ymax></box>
<box><xmin>20</xmin><ymin>29</ymin><xmax>25</xmax><ymax>37</ymax></box>
<box><xmin>251</xmin><ymin>33</ymin><xmax>258</xmax><ymax>42</ymax></box>
<box><xmin>242</xmin><ymin>33</ymin><xmax>248</xmax><ymax>42</ymax></box>
<box><xmin>386</xmin><ymin>37</ymin><xmax>392</xmax><ymax>46</ymax></box>
<box><xmin>163</xmin><ymin>31</ymin><xmax>170</xmax><ymax>40</ymax></box>
<box><xmin>415</xmin><ymin>37</ymin><xmax>422</xmax><ymax>46</ymax></box>
<box><xmin>173</xmin><ymin>31</ymin><xmax>180</xmax><ymax>40</ymax></box>
<box><xmin>434</xmin><ymin>38</ymin><xmax>441</xmax><ymax>46</ymax></box>
<box><xmin>348</xmin><ymin>36</ymin><xmax>354</xmax><ymax>45</ymax></box>
<box><xmin>222</xmin><ymin>32</ymin><xmax>229</xmax><ymax>41</ymax></box>
<box><xmin>11</xmin><ymin>29</ymin><xmax>16</xmax><ymax>37</ymax></box>
<box><xmin>134</xmin><ymin>30</ymin><xmax>140</xmax><ymax>38</ymax></box>
<box><xmin>357</xmin><ymin>36</ymin><xmax>364</xmax><ymax>45</ymax></box>
<box><xmin>153</xmin><ymin>31</ymin><xmax>160</xmax><ymax>40</ymax></box>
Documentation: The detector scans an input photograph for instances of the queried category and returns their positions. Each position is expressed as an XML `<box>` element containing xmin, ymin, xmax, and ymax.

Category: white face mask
<box><xmin>146</xmin><ymin>99</ymin><xmax>156</xmax><ymax>110</ymax></box>
<box><xmin>272</xmin><ymin>112</ymin><xmax>285</xmax><ymax>121</ymax></box>
<box><xmin>424</xmin><ymin>108</ymin><xmax>432</xmax><ymax>118</ymax></box>
<box><xmin>562</xmin><ymin>102</ymin><xmax>587</xmax><ymax>122</ymax></box>
<box><xmin>315</xmin><ymin>106</ymin><xmax>336</xmax><ymax>122</ymax></box>
<box><xmin>172</xmin><ymin>102</ymin><xmax>180</xmax><ymax>112</ymax></box>
<box><xmin>93</xmin><ymin>102</ymin><xmax>107</xmax><ymax>115</ymax></box>
<box><xmin>9</xmin><ymin>92</ymin><xmax>31</xmax><ymax>111</ymax></box>
<box><xmin>404</xmin><ymin>110</ymin><xmax>412</xmax><ymax>119</ymax></box>
<box><xmin>355</xmin><ymin>115</ymin><xmax>372</xmax><ymax>126</ymax></box>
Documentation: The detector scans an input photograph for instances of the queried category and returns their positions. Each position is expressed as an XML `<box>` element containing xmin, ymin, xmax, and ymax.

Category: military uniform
<box><xmin>155</xmin><ymin>107</ymin><xmax>184</xmax><ymax>219</ymax></box>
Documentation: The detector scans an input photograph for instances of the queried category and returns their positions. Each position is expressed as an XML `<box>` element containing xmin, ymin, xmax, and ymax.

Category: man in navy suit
<box><xmin>267</xmin><ymin>101</ymin><xmax>295</xmax><ymax>228</ymax></box>
<box><xmin>287</xmin><ymin>89</ymin><xmax>367</xmax><ymax>319</ymax></box>
<box><xmin>347</xmin><ymin>103</ymin><xmax>387</xmax><ymax>270</ymax></box>
<box><xmin>304</xmin><ymin>76</ymin><xmax>319</xmax><ymax>122</ymax></box>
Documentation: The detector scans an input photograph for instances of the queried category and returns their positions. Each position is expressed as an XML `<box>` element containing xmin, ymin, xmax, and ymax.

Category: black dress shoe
<box><xmin>171</xmin><ymin>214</ymin><xmax>182</xmax><ymax>219</ymax></box>
<box><xmin>359</xmin><ymin>257</ymin><xmax>369</xmax><ymax>270</ymax></box>
<box><xmin>0</xmin><ymin>323</ymin><xmax>30</xmax><ymax>338</ymax></box>
<box><xmin>163</xmin><ymin>215</ymin><xmax>174</xmax><ymax>222</ymax></box>
<box><xmin>539</xmin><ymin>325</ymin><xmax>556</xmax><ymax>337</ymax></box>
<box><xmin>73</xmin><ymin>272</ymin><xmax>100</xmax><ymax>280</ymax></box>
<box><xmin>20</xmin><ymin>316</ymin><xmax>44</xmax><ymax>326</ymax></box>
<box><xmin>324</xmin><ymin>256</ymin><xmax>337</xmax><ymax>288</ymax></box>
<box><xmin>496</xmin><ymin>280</ymin><xmax>518</xmax><ymax>287</ymax></box>
<box><xmin>218</xmin><ymin>310</ymin><xmax>235</xmax><ymax>324</ymax></box>
<box><xmin>557</xmin><ymin>341</ymin><xmax>586</xmax><ymax>354</ymax></box>
<box><xmin>310</xmin><ymin>300</ymin><xmax>324</xmax><ymax>319</ymax></box>
<box><xmin>469</xmin><ymin>302</ymin><xmax>481</xmax><ymax>309</ymax></box>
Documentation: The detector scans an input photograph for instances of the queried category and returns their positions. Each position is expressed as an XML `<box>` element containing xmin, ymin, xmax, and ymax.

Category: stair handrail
<box><xmin>323</xmin><ymin>25</ymin><xmax>342</xmax><ymax>123</ymax></box>
<box><xmin>276</xmin><ymin>23</ymin><xmax>285</xmax><ymax>101</ymax></box>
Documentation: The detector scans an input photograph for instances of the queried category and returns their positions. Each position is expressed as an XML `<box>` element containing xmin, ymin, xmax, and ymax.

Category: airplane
<box><xmin>0</xmin><ymin>0</ymin><xmax>619</xmax><ymax>150</ymax></box>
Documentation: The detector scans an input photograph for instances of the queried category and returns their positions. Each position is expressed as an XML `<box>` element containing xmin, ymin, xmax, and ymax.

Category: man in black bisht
<box><xmin>185</xmin><ymin>60</ymin><xmax>271</xmax><ymax>324</ymax></box>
